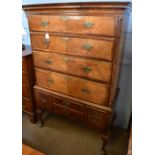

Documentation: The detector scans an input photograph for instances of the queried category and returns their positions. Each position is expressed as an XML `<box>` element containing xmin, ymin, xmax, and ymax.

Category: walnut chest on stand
<box><xmin>23</xmin><ymin>2</ymin><xmax>131</xmax><ymax>154</ymax></box>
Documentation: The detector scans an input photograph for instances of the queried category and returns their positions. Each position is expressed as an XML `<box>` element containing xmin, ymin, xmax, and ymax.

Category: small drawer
<box><xmin>22</xmin><ymin>84</ymin><xmax>29</xmax><ymax>98</ymax></box>
<box><xmin>22</xmin><ymin>72</ymin><xmax>28</xmax><ymax>84</ymax></box>
<box><xmin>86</xmin><ymin>108</ymin><xmax>110</xmax><ymax>131</ymax></box>
<box><xmin>53</xmin><ymin>96</ymin><xmax>84</xmax><ymax>112</ymax></box>
<box><xmin>22</xmin><ymin>98</ymin><xmax>32</xmax><ymax>112</ymax></box>
<box><xmin>35</xmin><ymin>90</ymin><xmax>52</xmax><ymax>112</ymax></box>
<box><xmin>53</xmin><ymin>104</ymin><xmax>84</xmax><ymax>121</ymax></box>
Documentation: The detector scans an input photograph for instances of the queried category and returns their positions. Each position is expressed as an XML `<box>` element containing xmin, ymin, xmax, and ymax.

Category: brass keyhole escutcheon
<box><xmin>63</xmin><ymin>37</ymin><xmax>70</xmax><ymax>41</ymax></box>
<box><xmin>47</xmin><ymin>77</ymin><xmax>54</xmax><ymax>85</ymax></box>
<box><xmin>44</xmin><ymin>39</ymin><xmax>50</xmax><ymax>47</ymax></box>
<box><xmin>83</xmin><ymin>43</ymin><xmax>93</xmax><ymax>51</ymax></box>
<box><xmin>61</xmin><ymin>16</ymin><xmax>69</xmax><ymax>21</ymax></box>
<box><xmin>81</xmin><ymin>87</ymin><xmax>90</xmax><ymax>93</ymax></box>
<box><xmin>82</xmin><ymin>67</ymin><xmax>92</xmax><ymax>73</ymax></box>
<box><xmin>83</xmin><ymin>22</ymin><xmax>94</xmax><ymax>28</ymax></box>
<box><xmin>41</xmin><ymin>21</ymin><xmax>49</xmax><ymax>27</ymax></box>
<box><xmin>45</xmin><ymin>59</ymin><xmax>53</xmax><ymax>64</ymax></box>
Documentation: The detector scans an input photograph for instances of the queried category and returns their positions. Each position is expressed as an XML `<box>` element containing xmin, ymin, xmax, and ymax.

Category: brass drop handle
<box><xmin>82</xmin><ymin>66</ymin><xmax>92</xmax><ymax>73</ymax></box>
<box><xmin>64</xmin><ymin>76</ymin><xmax>70</xmax><ymax>80</ymax></box>
<box><xmin>44</xmin><ymin>38</ymin><xmax>50</xmax><ymax>46</ymax></box>
<box><xmin>90</xmin><ymin>111</ymin><xmax>100</xmax><ymax>121</ymax></box>
<box><xmin>81</xmin><ymin>87</ymin><xmax>90</xmax><ymax>93</ymax></box>
<box><xmin>45</xmin><ymin>59</ymin><xmax>53</xmax><ymax>64</ymax></box>
<box><xmin>82</xmin><ymin>43</ymin><xmax>93</xmax><ymax>51</ymax></box>
<box><xmin>61</xmin><ymin>16</ymin><xmax>69</xmax><ymax>21</ymax></box>
<box><xmin>41</xmin><ymin>21</ymin><xmax>49</xmax><ymax>27</ymax></box>
<box><xmin>44</xmin><ymin>33</ymin><xmax>50</xmax><ymax>46</ymax></box>
<box><xmin>90</xmin><ymin>114</ymin><xmax>94</xmax><ymax>120</ymax></box>
<box><xmin>83</xmin><ymin>22</ymin><xmax>94</xmax><ymax>28</ymax></box>
<box><xmin>89</xmin><ymin>114</ymin><xmax>99</xmax><ymax>122</ymax></box>
<box><xmin>63</xmin><ymin>37</ymin><xmax>70</xmax><ymax>41</ymax></box>
<box><xmin>63</xmin><ymin>57</ymin><xmax>70</xmax><ymax>62</ymax></box>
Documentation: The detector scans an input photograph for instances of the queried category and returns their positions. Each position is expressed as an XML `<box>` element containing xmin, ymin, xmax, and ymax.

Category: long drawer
<box><xmin>28</xmin><ymin>15</ymin><xmax>116</xmax><ymax>37</ymax></box>
<box><xmin>31</xmin><ymin>34</ymin><xmax>114</xmax><ymax>61</ymax></box>
<box><xmin>35</xmin><ymin>68</ymin><xmax>110</xmax><ymax>106</ymax></box>
<box><xmin>33</xmin><ymin>51</ymin><xmax>112</xmax><ymax>82</ymax></box>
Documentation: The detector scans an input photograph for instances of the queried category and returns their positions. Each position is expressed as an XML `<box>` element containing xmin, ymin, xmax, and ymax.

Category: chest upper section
<box><xmin>28</xmin><ymin>15</ymin><xmax>117</xmax><ymax>37</ymax></box>
<box><xmin>23</xmin><ymin>2</ymin><xmax>130</xmax><ymax>38</ymax></box>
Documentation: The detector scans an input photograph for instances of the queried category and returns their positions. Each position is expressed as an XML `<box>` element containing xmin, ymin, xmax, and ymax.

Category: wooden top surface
<box><xmin>22</xmin><ymin>1</ymin><xmax>131</xmax><ymax>10</ymax></box>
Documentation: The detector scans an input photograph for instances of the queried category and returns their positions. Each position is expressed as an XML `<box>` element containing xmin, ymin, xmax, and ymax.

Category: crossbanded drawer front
<box><xmin>33</xmin><ymin>51</ymin><xmax>112</xmax><ymax>82</ymax></box>
<box><xmin>35</xmin><ymin>68</ymin><xmax>109</xmax><ymax>106</ymax></box>
<box><xmin>31</xmin><ymin>34</ymin><xmax>114</xmax><ymax>61</ymax></box>
<box><xmin>28</xmin><ymin>15</ymin><xmax>116</xmax><ymax>37</ymax></box>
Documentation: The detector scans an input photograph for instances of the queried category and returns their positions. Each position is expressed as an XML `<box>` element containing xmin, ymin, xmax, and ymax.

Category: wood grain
<box><xmin>22</xmin><ymin>49</ymin><xmax>37</xmax><ymax>122</ymax></box>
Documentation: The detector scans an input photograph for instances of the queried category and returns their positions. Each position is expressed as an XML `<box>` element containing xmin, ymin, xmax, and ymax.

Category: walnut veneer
<box><xmin>23</xmin><ymin>2</ymin><xmax>131</xmax><ymax>154</ymax></box>
<box><xmin>22</xmin><ymin>48</ymin><xmax>36</xmax><ymax>122</ymax></box>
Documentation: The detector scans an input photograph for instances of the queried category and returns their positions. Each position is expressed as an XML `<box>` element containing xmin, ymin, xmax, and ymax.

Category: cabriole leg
<box><xmin>30</xmin><ymin>114</ymin><xmax>37</xmax><ymax>123</ymax></box>
<box><xmin>101</xmin><ymin>134</ymin><xmax>109</xmax><ymax>155</ymax></box>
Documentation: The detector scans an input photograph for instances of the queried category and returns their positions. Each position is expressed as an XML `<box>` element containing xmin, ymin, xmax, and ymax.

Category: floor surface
<box><xmin>23</xmin><ymin>113</ymin><xmax>129</xmax><ymax>155</ymax></box>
